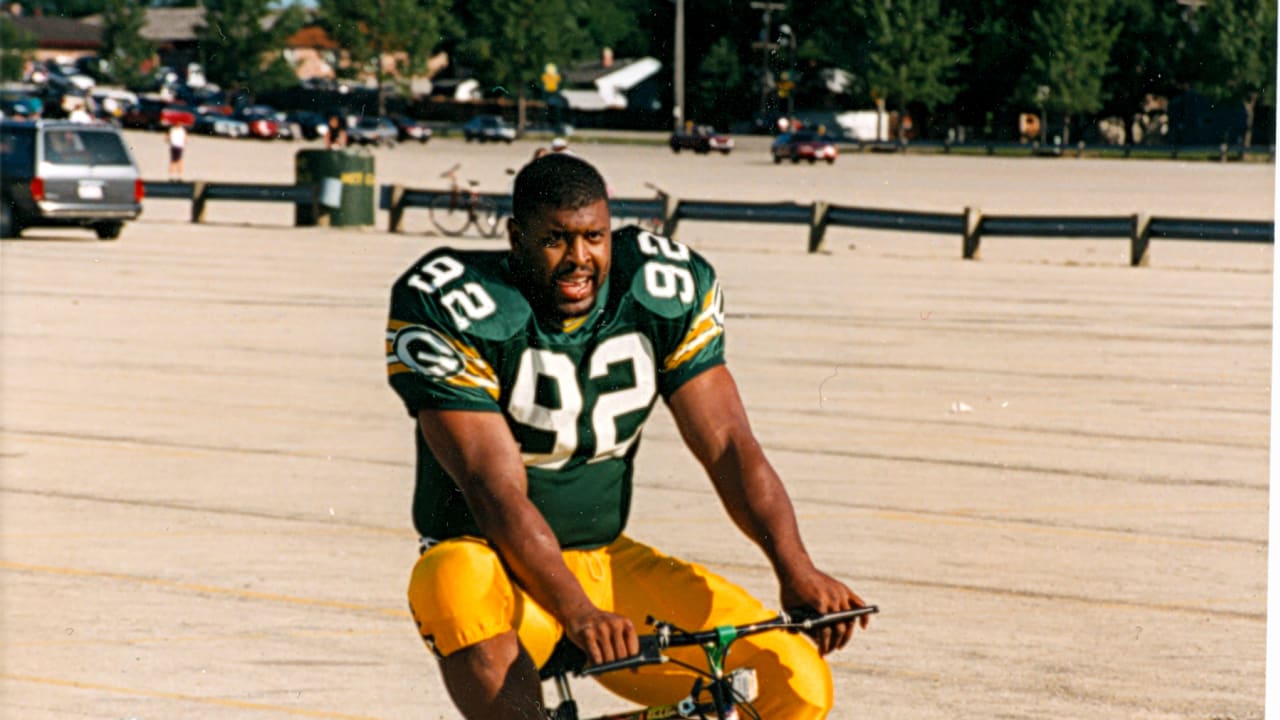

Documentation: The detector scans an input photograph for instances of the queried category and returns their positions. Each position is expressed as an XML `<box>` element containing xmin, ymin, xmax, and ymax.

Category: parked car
<box><xmin>462</xmin><ymin>114</ymin><xmax>515</xmax><ymax>143</ymax></box>
<box><xmin>233</xmin><ymin>105</ymin><xmax>281</xmax><ymax>140</ymax></box>
<box><xmin>349</xmin><ymin>115</ymin><xmax>398</xmax><ymax>146</ymax></box>
<box><xmin>285</xmin><ymin>110</ymin><xmax>328</xmax><ymax>141</ymax></box>
<box><xmin>771</xmin><ymin>131</ymin><xmax>838</xmax><ymax>164</ymax></box>
<box><xmin>193</xmin><ymin>112</ymin><xmax>249</xmax><ymax>138</ymax></box>
<box><xmin>121</xmin><ymin>97</ymin><xmax>195</xmax><ymax>130</ymax></box>
<box><xmin>390</xmin><ymin>113</ymin><xmax>432</xmax><ymax>143</ymax></box>
<box><xmin>670</xmin><ymin>125</ymin><xmax>734</xmax><ymax>154</ymax></box>
<box><xmin>0</xmin><ymin>119</ymin><xmax>143</xmax><ymax>240</ymax></box>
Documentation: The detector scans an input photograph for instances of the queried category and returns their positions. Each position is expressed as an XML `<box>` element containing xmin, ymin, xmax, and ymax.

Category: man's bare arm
<box><xmin>417</xmin><ymin>408</ymin><xmax>637</xmax><ymax>663</ymax></box>
<box><xmin>666</xmin><ymin>366</ymin><xmax>869</xmax><ymax>653</ymax></box>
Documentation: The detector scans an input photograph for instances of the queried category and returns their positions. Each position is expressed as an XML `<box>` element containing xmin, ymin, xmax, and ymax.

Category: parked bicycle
<box><xmin>542</xmin><ymin>604</ymin><xmax>878</xmax><ymax>720</ymax></box>
<box><xmin>429</xmin><ymin>163</ymin><xmax>500</xmax><ymax>238</ymax></box>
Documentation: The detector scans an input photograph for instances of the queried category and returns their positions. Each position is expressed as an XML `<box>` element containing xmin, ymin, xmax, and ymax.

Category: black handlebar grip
<box><xmin>578</xmin><ymin>636</ymin><xmax>664</xmax><ymax>677</ymax></box>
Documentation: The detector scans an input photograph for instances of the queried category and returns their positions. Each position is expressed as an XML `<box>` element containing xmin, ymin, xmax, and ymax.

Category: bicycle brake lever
<box><xmin>577</xmin><ymin>636</ymin><xmax>664</xmax><ymax>677</ymax></box>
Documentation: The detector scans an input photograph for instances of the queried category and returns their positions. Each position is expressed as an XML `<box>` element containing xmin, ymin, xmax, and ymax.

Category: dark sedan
<box><xmin>670</xmin><ymin>125</ymin><xmax>734</xmax><ymax>155</ymax></box>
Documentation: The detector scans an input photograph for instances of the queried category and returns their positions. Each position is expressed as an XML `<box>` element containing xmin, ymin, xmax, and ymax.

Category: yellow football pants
<box><xmin>408</xmin><ymin>534</ymin><xmax>833</xmax><ymax>720</ymax></box>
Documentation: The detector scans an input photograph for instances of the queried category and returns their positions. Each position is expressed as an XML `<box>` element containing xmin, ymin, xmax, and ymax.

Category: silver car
<box><xmin>1</xmin><ymin>120</ymin><xmax>143</xmax><ymax>239</ymax></box>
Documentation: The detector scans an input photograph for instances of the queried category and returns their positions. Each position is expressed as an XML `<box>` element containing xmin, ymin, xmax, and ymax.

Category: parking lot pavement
<box><xmin>1</xmin><ymin>139</ymin><xmax>1271</xmax><ymax>718</ymax></box>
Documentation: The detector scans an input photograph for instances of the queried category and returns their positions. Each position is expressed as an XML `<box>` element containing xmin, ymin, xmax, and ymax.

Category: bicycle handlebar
<box><xmin>578</xmin><ymin>605</ymin><xmax>878</xmax><ymax>677</ymax></box>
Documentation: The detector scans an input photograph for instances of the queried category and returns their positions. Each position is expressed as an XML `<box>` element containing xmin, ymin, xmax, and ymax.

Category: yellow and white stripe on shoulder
<box><xmin>386</xmin><ymin>319</ymin><xmax>501</xmax><ymax>400</ymax></box>
<box><xmin>663</xmin><ymin>282</ymin><xmax>725</xmax><ymax>372</ymax></box>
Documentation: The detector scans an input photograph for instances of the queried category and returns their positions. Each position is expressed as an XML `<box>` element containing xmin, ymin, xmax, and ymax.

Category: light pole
<box><xmin>674</xmin><ymin>0</ymin><xmax>684</xmax><ymax>132</ymax></box>
<box><xmin>750</xmin><ymin>1</ymin><xmax>785</xmax><ymax>117</ymax></box>
<box><xmin>777</xmin><ymin>23</ymin><xmax>795</xmax><ymax>118</ymax></box>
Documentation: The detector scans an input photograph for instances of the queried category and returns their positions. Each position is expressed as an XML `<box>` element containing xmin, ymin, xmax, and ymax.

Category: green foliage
<box><xmin>454</xmin><ymin>0</ymin><xmax>590</xmax><ymax>100</ymax></box>
<box><xmin>1021</xmin><ymin>0</ymin><xmax>1121</xmax><ymax>117</ymax></box>
<box><xmin>195</xmin><ymin>0</ymin><xmax>306</xmax><ymax>93</ymax></box>
<box><xmin>1192</xmin><ymin>0</ymin><xmax>1277</xmax><ymax>106</ymax></box>
<box><xmin>1102</xmin><ymin>0</ymin><xmax>1187</xmax><ymax>124</ymax></box>
<box><xmin>863</xmin><ymin>0</ymin><xmax>968</xmax><ymax>116</ymax></box>
<box><xmin>319</xmin><ymin>0</ymin><xmax>451</xmax><ymax>81</ymax></box>
<box><xmin>690</xmin><ymin>36</ymin><xmax>751</xmax><ymax>130</ymax></box>
<box><xmin>100</xmin><ymin>0</ymin><xmax>153</xmax><ymax>89</ymax></box>
<box><xmin>0</xmin><ymin>17</ymin><xmax>34</xmax><ymax>83</ymax></box>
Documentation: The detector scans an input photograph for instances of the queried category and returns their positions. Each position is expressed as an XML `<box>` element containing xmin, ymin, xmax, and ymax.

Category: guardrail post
<box><xmin>190</xmin><ymin>181</ymin><xmax>207</xmax><ymax>224</ymax></box>
<box><xmin>808</xmin><ymin>201</ymin><xmax>829</xmax><ymax>254</ymax></box>
<box><xmin>659</xmin><ymin>192</ymin><xmax>675</xmax><ymax>237</ymax></box>
<box><xmin>1218</xmin><ymin>143</ymin><xmax>1229</xmax><ymax>163</ymax></box>
<box><xmin>388</xmin><ymin>184</ymin><xmax>406</xmax><ymax>233</ymax></box>
<box><xmin>665</xmin><ymin>199</ymin><xmax>682</xmax><ymax>239</ymax></box>
<box><xmin>962</xmin><ymin>206</ymin><xmax>982</xmax><ymax>260</ymax></box>
<box><xmin>1130</xmin><ymin>213</ymin><xmax>1151</xmax><ymax>267</ymax></box>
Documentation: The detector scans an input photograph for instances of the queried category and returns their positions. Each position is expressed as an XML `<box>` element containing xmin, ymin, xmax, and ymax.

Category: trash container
<box><xmin>295</xmin><ymin>148</ymin><xmax>375</xmax><ymax>227</ymax></box>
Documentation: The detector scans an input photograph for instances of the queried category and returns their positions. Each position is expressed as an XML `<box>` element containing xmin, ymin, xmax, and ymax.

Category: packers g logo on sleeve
<box><xmin>390</xmin><ymin>325</ymin><xmax>465</xmax><ymax>378</ymax></box>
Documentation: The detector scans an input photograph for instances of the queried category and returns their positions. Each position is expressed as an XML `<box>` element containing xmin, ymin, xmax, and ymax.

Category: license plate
<box><xmin>78</xmin><ymin>182</ymin><xmax>104</xmax><ymax>200</ymax></box>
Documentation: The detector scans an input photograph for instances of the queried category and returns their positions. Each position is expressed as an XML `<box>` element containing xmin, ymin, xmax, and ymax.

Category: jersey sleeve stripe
<box><xmin>662</xmin><ymin>286</ymin><xmax>725</xmax><ymax>371</ymax></box>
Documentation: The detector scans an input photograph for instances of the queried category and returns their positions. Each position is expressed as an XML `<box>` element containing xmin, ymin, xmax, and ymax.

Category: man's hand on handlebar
<box><xmin>780</xmin><ymin>568</ymin><xmax>871</xmax><ymax>656</ymax></box>
<box><xmin>563</xmin><ymin>606</ymin><xmax>639</xmax><ymax>666</ymax></box>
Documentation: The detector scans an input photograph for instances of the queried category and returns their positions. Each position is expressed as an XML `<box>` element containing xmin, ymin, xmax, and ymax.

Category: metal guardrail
<box><xmin>144</xmin><ymin>180</ymin><xmax>317</xmax><ymax>223</ymax></box>
<box><xmin>144</xmin><ymin>180</ymin><xmax>1272</xmax><ymax>267</ymax></box>
<box><xmin>382</xmin><ymin>183</ymin><xmax>667</xmax><ymax>235</ymax></box>
<box><xmin>1147</xmin><ymin>218</ymin><xmax>1275</xmax><ymax>243</ymax></box>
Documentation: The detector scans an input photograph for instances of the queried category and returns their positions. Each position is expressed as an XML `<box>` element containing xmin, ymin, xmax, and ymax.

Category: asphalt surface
<box><xmin>1</xmin><ymin>130</ymin><xmax>1272</xmax><ymax>719</ymax></box>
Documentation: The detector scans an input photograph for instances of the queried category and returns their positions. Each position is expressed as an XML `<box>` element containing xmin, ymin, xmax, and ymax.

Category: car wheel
<box><xmin>720</xmin><ymin>149</ymin><xmax>731</xmax><ymax>155</ymax></box>
<box><xmin>94</xmin><ymin>222</ymin><xmax>123</xmax><ymax>240</ymax></box>
<box><xmin>791</xmin><ymin>155</ymin><xmax>800</xmax><ymax>164</ymax></box>
<box><xmin>773</xmin><ymin>155</ymin><xmax>782</xmax><ymax>164</ymax></box>
<box><xmin>672</xmin><ymin>145</ymin><xmax>680</xmax><ymax>153</ymax></box>
<box><xmin>0</xmin><ymin>202</ymin><xmax>17</xmax><ymax>238</ymax></box>
<box><xmin>826</xmin><ymin>157</ymin><xmax>836</xmax><ymax>165</ymax></box>
<box><xmin>807</xmin><ymin>157</ymin><xmax>816</xmax><ymax>164</ymax></box>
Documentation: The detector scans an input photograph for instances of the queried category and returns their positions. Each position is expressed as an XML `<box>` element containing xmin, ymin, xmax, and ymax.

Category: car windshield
<box><xmin>792</xmin><ymin>132</ymin><xmax>820</xmax><ymax>142</ymax></box>
<box><xmin>43</xmin><ymin>129</ymin><xmax>131</xmax><ymax>166</ymax></box>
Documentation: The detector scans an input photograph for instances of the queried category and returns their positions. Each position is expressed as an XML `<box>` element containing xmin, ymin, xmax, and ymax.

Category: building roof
<box><xmin>286</xmin><ymin>24</ymin><xmax>338</xmax><ymax>50</ymax></box>
<box><xmin>562</xmin><ymin>57</ymin><xmax>661</xmax><ymax>110</ymax></box>
<box><xmin>6</xmin><ymin>15</ymin><xmax>102</xmax><ymax>50</ymax></box>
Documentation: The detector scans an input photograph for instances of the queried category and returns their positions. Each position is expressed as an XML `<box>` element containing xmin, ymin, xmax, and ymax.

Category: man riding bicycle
<box><xmin>385</xmin><ymin>153</ymin><xmax>871</xmax><ymax>719</ymax></box>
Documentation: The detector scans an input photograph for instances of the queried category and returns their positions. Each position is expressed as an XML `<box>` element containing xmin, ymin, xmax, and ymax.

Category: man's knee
<box><xmin>740</xmin><ymin>633</ymin><xmax>833</xmax><ymax>720</ymax></box>
<box><xmin>407</xmin><ymin>538</ymin><xmax>514</xmax><ymax>656</ymax></box>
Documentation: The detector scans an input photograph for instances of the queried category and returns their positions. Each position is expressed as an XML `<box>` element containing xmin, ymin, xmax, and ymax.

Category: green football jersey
<box><xmin>386</xmin><ymin>226</ymin><xmax>726</xmax><ymax>549</ymax></box>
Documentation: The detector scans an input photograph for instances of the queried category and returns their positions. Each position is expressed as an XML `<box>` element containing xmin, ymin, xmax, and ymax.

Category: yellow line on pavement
<box><xmin>0</xmin><ymin>561</ymin><xmax>411</xmax><ymax>619</ymax></box>
<box><xmin>1</xmin><ymin>673</ymin><xmax>383</xmax><ymax>719</ymax></box>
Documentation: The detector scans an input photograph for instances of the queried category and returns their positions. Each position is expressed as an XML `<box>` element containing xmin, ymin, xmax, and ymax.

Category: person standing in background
<box><xmin>167</xmin><ymin>123</ymin><xmax>187</xmax><ymax>181</ymax></box>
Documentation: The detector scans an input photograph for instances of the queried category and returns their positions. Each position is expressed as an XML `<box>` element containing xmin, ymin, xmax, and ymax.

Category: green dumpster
<box><xmin>295</xmin><ymin>149</ymin><xmax>375</xmax><ymax>227</ymax></box>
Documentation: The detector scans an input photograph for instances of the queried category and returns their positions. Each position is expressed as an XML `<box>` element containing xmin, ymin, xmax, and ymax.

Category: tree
<box><xmin>0</xmin><ymin>17</ymin><xmax>35</xmax><ymax>83</ymax></box>
<box><xmin>100</xmin><ymin>0</ymin><xmax>154</xmax><ymax>90</ymax></box>
<box><xmin>454</xmin><ymin>0</ymin><xmax>591</xmax><ymax>132</ymax></box>
<box><xmin>1190</xmin><ymin>0</ymin><xmax>1277</xmax><ymax>147</ymax></box>
<box><xmin>862</xmin><ymin>0</ymin><xmax>968</xmax><ymax>141</ymax></box>
<box><xmin>690</xmin><ymin>36</ymin><xmax>752</xmax><ymax>131</ymax></box>
<box><xmin>318</xmin><ymin>0</ymin><xmax>451</xmax><ymax>116</ymax></box>
<box><xmin>1021</xmin><ymin>0</ymin><xmax>1121</xmax><ymax>144</ymax></box>
<box><xmin>195</xmin><ymin>0</ymin><xmax>306</xmax><ymax>96</ymax></box>
<box><xmin>1100</xmin><ymin>0</ymin><xmax>1187</xmax><ymax>145</ymax></box>
<box><xmin>945</xmin><ymin>0</ymin><xmax>1037</xmax><ymax>138</ymax></box>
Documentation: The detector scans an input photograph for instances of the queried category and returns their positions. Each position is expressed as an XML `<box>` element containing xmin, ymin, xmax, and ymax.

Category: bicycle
<box><xmin>429</xmin><ymin>163</ymin><xmax>501</xmax><ymax>238</ymax></box>
<box><xmin>542</xmin><ymin>604</ymin><xmax>879</xmax><ymax>720</ymax></box>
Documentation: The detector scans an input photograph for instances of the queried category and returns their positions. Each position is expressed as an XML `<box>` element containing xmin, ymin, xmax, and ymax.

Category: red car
<box><xmin>771</xmin><ymin>131</ymin><xmax>838</xmax><ymax>164</ymax></box>
<box><xmin>121</xmin><ymin>98</ymin><xmax>195</xmax><ymax>131</ymax></box>
<box><xmin>233</xmin><ymin>106</ymin><xmax>281</xmax><ymax>140</ymax></box>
